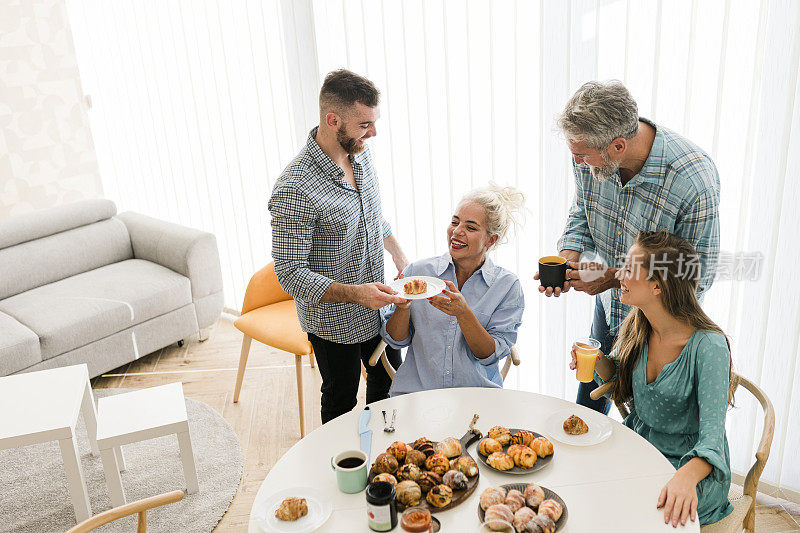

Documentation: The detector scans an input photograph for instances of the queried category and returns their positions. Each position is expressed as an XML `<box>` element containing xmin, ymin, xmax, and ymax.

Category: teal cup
<box><xmin>331</xmin><ymin>450</ymin><xmax>369</xmax><ymax>493</ymax></box>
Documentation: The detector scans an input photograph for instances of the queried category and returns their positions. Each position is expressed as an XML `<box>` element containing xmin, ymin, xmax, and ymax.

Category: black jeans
<box><xmin>308</xmin><ymin>333</ymin><xmax>402</xmax><ymax>424</ymax></box>
<box><xmin>576</xmin><ymin>297</ymin><xmax>615</xmax><ymax>415</ymax></box>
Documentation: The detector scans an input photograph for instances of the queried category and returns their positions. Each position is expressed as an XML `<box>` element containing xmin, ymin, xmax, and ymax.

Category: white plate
<box><xmin>389</xmin><ymin>276</ymin><xmax>447</xmax><ymax>300</ymax></box>
<box><xmin>254</xmin><ymin>487</ymin><xmax>333</xmax><ymax>533</ymax></box>
<box><xmin>544</xmin><ymin>408</ymin><xmax>613</xmax><ymax>447</ymax></box>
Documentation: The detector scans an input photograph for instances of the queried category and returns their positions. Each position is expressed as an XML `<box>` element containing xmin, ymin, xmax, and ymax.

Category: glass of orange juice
<box><xmin>574</xmin><ymin>338</ymin><xmax>601</xmax><ymax>383</ymax></box>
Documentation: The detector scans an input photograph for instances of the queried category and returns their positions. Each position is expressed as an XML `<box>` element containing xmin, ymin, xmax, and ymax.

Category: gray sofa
<box><xmin>0</xmin><ymin>199</ymin><xmax>224</xmax><ymax>378</ymax></box>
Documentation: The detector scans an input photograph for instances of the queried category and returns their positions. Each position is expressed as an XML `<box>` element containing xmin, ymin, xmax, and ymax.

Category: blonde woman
<box><xmin>572</xmin><ymin>230</ymin><xmax>734</xmax><ymax>527</ymax></box>
<box><xmin>381</xmin><ymin>184</ymin><xmax>525</xmax><ymax>395</ymax></box>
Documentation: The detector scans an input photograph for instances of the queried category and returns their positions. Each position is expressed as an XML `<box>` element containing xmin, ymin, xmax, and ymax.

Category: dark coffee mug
<box><xmin>539</xmin><ymin>256</ymin><xmax>567</xmax><ymax>289</ymax></box>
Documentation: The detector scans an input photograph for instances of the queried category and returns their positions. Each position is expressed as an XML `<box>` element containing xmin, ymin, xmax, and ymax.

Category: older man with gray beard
<box><xmin>535</xmin><ymin>80</ymin><xmax>721</xmax><ymax>414</ymax></box>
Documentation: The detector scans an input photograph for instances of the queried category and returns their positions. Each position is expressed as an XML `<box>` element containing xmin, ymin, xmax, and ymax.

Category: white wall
<box><xmin>0</xmin><ymin>0</ymin><xmax>102</xmax><ymax>219</ymax></box>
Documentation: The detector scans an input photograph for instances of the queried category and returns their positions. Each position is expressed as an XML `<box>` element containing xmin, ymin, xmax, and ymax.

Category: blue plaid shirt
<box><xmin>269</xmin><ymin>127</ymin><xmax>392</xmax><ymax>344</ymax></box>
<box><xmin>557</xmin><ymin>118</ymin><xmax>720</xmax><ymax>335</ymax></box>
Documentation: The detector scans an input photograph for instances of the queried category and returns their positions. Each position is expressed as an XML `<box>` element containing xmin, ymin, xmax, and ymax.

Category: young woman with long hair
<box><xmin>570</xmin><ymin>230</ymin><xmax>734</xmax><ymax>527</ymax></box>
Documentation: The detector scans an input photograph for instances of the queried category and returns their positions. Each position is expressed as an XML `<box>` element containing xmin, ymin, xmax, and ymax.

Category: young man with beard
<box><xmin>269</xmin><ymin>69</ymin><xmax>408</xmax><ymax>424</ymax></box>
<box><xmin>535</xmin><ymin>80</ymin><xmax>721</xmax><ymax>414</ymax></box>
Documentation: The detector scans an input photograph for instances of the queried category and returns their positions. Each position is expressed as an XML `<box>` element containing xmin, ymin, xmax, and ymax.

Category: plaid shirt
<box><xmin>269</xmin><ymin>127</ymin><xmax>392</xmax><ymax>344</ymax></box>
<box><xmin>557</xmin><ymin>118</ymin><xmax>720</xmax><ymax>335</ymax></box>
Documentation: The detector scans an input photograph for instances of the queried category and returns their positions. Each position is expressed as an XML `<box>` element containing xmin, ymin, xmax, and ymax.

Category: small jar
<box><xmin>400</xmin><ymin>507</ymin><xmax>433</xmax><ymax>533</ymax></box>
<box><xmin>366</xmin><ymin>481</ymin><xmax>398</xmax><ymax>531</ymax></box>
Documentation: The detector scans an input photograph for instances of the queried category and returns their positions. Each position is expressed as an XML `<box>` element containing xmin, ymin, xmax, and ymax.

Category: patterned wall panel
<box><xmin>0</xmin><ymin>0</ymin><xmax>102</xmax><ymax>219</ymax></box>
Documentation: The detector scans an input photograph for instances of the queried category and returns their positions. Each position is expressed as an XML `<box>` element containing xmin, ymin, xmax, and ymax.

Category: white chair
<box><xmin>368</xmin><ymin>340</ymin><xmax>520</xmax><ymax>381</ymax></box>
<box><xmin>592</xmin><ymin>372</ymin><xmax>775</xmax><ymax>533</ymax></box>
<box><xmin>95</xmin><ymin>382</ymin><xmax>199</xmax><ymax>507</ymax></box>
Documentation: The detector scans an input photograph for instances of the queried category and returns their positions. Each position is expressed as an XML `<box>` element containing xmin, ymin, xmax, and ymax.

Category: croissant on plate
<box><xmin>513</xmin><ymin>506</ymin><xmax>537</xmax><ymax>532</ymax></box>
<box><xmin>510</xmin><ymin>429</ymin><xmax>535</xmax><ymax>447</ymax></box>
<box><xmin>504</xmin><ymin>489</ymin><xmax>525</xmax><ymax>513</ymax></box>
<box><xmin>396</xmin><ymin>480</ymin><xmax>422</xmax><ymax>507</ymax></box>
<box><xmin>371</xmin><ymin>473</ymin><xmax>397</xmax><ymax>485</ymax></box>
<box><xmin>450</xmin><ymin>455</ymin><xmax>479</xmax><ymax>477</ymax></box>
<box><xmin>405</xmin><ymin>449</ymin><xmax>427</xmax><ymax>467</ymax></box>
<box><xmin>563</xmin><ymin>414</ymin><xmax>589</xmax><ymax>435</ymax></box>
<box><xmin>478</xmin><ymin>437</ymin><xmax>503</xmax><ymax>456</ymax></box>
<box><xmin>442</xmin><ymin>469</ymin><xmax>469</xmax><ymax>490</ymax></box>
<box><xmin>413</xmin><ymin>440</ymin><xmax>436</xmax><ymax>458</ymax></box>
<box><xmin>506</xmin><ymin>444</ymin><xmax>527</xmax><ymax>462</ymax></box>
<box><xmin>274</xmin><ymin>497</ymin><xmax>308</xmax><ymax>521</ymax></box>
<box><xmin>396</xmin><ymin>463</ymin><xmax>422</xmax><ymax>482</ymax></box>
<box><xmin>531</xmin><ymin>437</ymin><xmax>554</xmax><ymax>458</ymax></box>
<box><xmin>538</xmin><ymin>499</ymin><xmax>563</xmax><ymax>522</ymax></box>
<box><xmin>417</xmin><ymin>471</ymin><xmax>442</xmax><ymax>493</ymax></box>
<box><xmin>487</xmin><ymin>426</ymin><xmax>512</xmax><ymax>446</ymax></box>
<box><xmin>435</xmin><ymin>437</ymin><xmax>462</xmax><ymax>458</ymax></box>
<box><xmin>425</xmin><ymin>452</ymin><xmax>450</xmax><ymax>475</ymax></box>
<box><xmin>372</xmin><ymin>452</ymin><xmax>399</xmax><ymax>474</ymax></box>
<box><xmin>480</xmin><ymin>487</ymin><xmax>507</xmax><ymax>511</ymax></box>
<box><xmin>514</xmin><ymin>448</ymin><xmax>538</xmax><ymax>469</ymax></box>
<box><xmin>486</xmin><ymin>451</ymin><xmax>514</xmax><ymax>471</ymax></box>
<box><xmin>387</xmin><ymin>440</ymin><xmax>408</xmax><ymax>462</ymax></box>
<box><xmin>484</xmin><ymin>504</ymin><xmax>514</xmax><ymax>528</ymax></box>
<box><xmin>404</xmin><ymin>279</ymin><xmax>427</xmax><ymax>295</ymax></box>
<box><xmin>426</xmin><ymin>484</ymin><xmax>453</xmax><ymax>508</ymax></box>
<box><xmin>534</xmin><ymin>514</ymin><xmax>556</xmax><ymax>533</ymax></box>
<box><xmin>524</xmin><ymin>483</ymin><xmax>545</xmax><ymax>508</ymax></box>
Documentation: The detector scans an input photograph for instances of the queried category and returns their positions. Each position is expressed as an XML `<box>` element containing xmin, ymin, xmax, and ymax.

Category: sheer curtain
<box><xmin>66</xmin><ymin>0</ymin><xmax>800</xmax><ymax>497</ymax></box>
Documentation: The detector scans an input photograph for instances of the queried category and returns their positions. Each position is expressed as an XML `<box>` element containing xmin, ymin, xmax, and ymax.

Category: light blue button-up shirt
<box><xmin>380</xmin><ymin>253</ymin><xmax>524</xmax><ymax>396</ymax></box>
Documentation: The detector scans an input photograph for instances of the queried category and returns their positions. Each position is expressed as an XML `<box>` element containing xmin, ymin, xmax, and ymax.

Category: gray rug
<box><xmin>0</xmin><ymin>388</ymin><xmax>243</xmax><ymax>532</ymax></box>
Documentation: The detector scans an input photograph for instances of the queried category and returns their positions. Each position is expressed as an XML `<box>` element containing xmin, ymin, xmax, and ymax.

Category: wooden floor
<box><xmin>92</xmin><ymin>318</ymin><xmax>800</xmax><ymax>532</ymax></box>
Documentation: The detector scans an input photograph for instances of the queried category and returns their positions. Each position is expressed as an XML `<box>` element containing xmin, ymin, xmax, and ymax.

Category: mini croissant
<box><xmin>524</xmin><ymin>483</ymin><xmax>545</xmax><ymax>508</ymax></box>
<box><xmin>486</xmin><ymin>451</ymin><xmax>514</xmax><ymax>471</ymax></box>
<box><xmin>480</xmin><ymin>486</ymin><xmax>507</xmax><ymax>511</ymax></box>
<box><xmin>275</xmin><ymin>497</ymin><xmax>308</xmax><ymax>521</ymax></box>
<box><xmin>396</xmin><ymin>480</ymin><xmax>422</xmax><ymax>507</ymax></box>
<box><xmin>478</xmin><ymin>437</ymin><xmax>502</xmax><ymax>456</ymax></box>
<box><xmin>450</xmin><ymin>455</ymin><xmax>479</xmax><ymax>477</ymax></box>
<box><xmin>487</xmin><ymin>426</ymin><xmax>512</xmax><ymax>446</ymax></box>
<box><xmin>504</xmin><ymin>489</ymin><xmax>526</xmax><ymax>513</ymax></box>
<box><xmin>563</xmin><ymin>414</ymin><xmax>589</xmax><ymax>435</ymax></box>
<box><xmin>531</xmin><ymin>437</ymin><xmax>554</xmax><ymax>458</ymax></box>
<box><xmin>538</xmin><ymin>499</ymin><xmax>563</xmax><ymax>522</ymax></box>
<box><xmin>511</xmin><ymin>429</ymin><xmax>535</xmax><ymax>447</ymax></box>
<box><xmin>435</xmin><ymin>437</ymin><xmax>462</xmax><ymax>458</ymax></box>
<box><xmin>425</xmin><ymin>453</ymin><xmax>450</xmax><ymax>475</ymax></box>
<box><xmin>514</xmin><ymin>448</ymin><xmax>538</xmax><ymax>469</ymax></box>
<box><xmin>372</xmin><ymin>452</ymin><xmax>399</xmax><ymax>474</ymax></box>
<box><xmin>426</xmin><ymin>484</ymin><xmax>453</xmax><ymax>508</ymax></box>
<box><xmin>387</xmin><ymin>440</ymin><xmax>408</xmax><ymax>462</ymax></box>
<box><xmin>396</xmin><ymin>463</ymin><xmax>422</xmax><ymax>482</ymax></box>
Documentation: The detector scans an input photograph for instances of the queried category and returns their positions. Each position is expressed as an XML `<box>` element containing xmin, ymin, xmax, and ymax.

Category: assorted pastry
<box><xmin>478</xmin><ymin>427</ymin><xmax>554</xmax><ymax>471</ymax></box>
<box><xmin>562</xmin><ymin>414</ymin><xmax>589</xmax><ymax>435</ymax></box>
<box><xmin>404</xmin><ymin>279</ymin><xmax>428</xmax><ymax>295</ymax></box>
<box><xmin>480</xmin><ymin>484</ymin><xmax>564</xmax><ymax>532</ymax></box>
<box><xmin>274</xmin><ymin>496</ymin><xmax>308</xmax><ymax>521</ymax></box>
<box><xmin>371</xmin><ymin>437</ymin><xmax>479</xmax><ymax>511</ymax></box>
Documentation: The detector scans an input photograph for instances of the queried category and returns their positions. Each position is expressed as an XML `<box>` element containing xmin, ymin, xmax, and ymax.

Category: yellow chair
<box><xmin>592</xmin><ymin>372</ymin><xmax>775</xmax><ymax>533</ymax></box>
<box><xmin>66</xmin><ymin>490</ymin><xmax>184</xmax><ymax>532</ymax></box>
<box><xmin>233</xmin><ymin>262</ymin><xmax>315</xmax><ymax>438</ymax></box>
<box><xmin>368</xmin><ymin>340</ymin><xmax>520</xmax><ymax>381</ymax></box>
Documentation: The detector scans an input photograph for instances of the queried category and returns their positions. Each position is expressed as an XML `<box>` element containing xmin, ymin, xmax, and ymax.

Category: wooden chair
<box><xmin>233</xmin><ymin>262</ymin><xmax>315</xmax><ymax>438</ymax></box>
<box><xmin>368</xmin><ymin>340</ymin><xmax>520</xmax><ymax>381</ymax></box>
<box><xmin>66</xmin><ymin>490</ymin><xmax>184</xmax><ymax>532</ymax></box>
<box><xmin>592</xmin><ymin>373</ymin><xmax>775</xmax><ymax>533</ymax></box>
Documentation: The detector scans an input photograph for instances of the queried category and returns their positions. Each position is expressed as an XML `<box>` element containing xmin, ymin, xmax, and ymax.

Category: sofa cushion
<box><xmin>0</xmin><ymin>218</ymin><xmax>134</xmax><ymax>300</ymax></box>
<box><xmin>0</xmin><ymin>311</ymin><xmax>41</xmax><ymax>375</ymax></box>
<box><xmin>0</xmin><ymin>259</ymin><xmax>192</xmax><ymax>360</ymax></box>
<box><xmin>0</xmin><ymin>199</ymin><xmax>117</xmax><ymax>249</ymax></box>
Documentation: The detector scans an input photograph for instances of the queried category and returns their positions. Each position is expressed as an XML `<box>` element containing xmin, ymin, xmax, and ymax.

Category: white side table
<box><xmin>0</xmin><ymin>364</ymin><xmax>99</xmax><ymax>522</ymax></box>
<box><xmin>95</xmin><ymin>382</ymin><xmax>199</xmax><ymax>507</ymax></box>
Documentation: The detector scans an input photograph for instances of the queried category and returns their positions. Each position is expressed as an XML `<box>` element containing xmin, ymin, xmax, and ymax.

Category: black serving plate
<box><xmin>477</xmin><ymin>482</ymin><xmax>568</xmax><ymax>531</ymax></box>
<box><xmin>475</xmin><ymin>428</ymin><xmax>554</xmax><ymax>474</ymax></box>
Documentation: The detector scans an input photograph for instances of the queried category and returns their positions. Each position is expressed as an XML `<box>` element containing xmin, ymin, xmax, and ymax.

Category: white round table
<box><xmin>249</xmin><ymin>388</ymin><xmax>700</xmax><ymax>532</ymax></box>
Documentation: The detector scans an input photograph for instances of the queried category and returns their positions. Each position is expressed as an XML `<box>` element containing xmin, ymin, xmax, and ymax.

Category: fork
<box><xmin>382</xmin><ymin>409</ymin><xmax>397</xmax><ymax>432</ymax></box>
